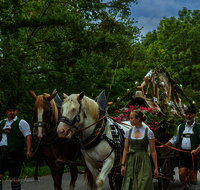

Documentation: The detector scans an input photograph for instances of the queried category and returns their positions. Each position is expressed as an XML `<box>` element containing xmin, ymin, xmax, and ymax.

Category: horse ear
<box><xmin>77</xmin><ymin>91</ymin><xmax>84</xmax><ymax>101</ymax></box>
<box><xmin>30</xmin><ymin>90</ymin><xmax>37</xmax><ymax>100</ymax></box>
<box><xmin>63</xmin><ymin>93</ymin><xmax>68</xmax><ymax>99</ymax></box>
<box><xmin>46</xmin><ymin>91</ymin><xmax>58</xmax><ymax>101</ymax></box>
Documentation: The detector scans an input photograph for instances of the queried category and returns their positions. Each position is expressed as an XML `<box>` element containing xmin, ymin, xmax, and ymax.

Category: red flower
<box><xmin>154</xmin><ymin>107</ymin><xmax>158</xmax><ymax>110</ymax></box>
<box><xmin>115</xmin><ymin>110</ymin><xmax>119</xmax><ymax>113</ymax></box>
<box><xmin>154</xmin><ymin>127</ymin><xmax>158</xmax><ymax>131</ymax></box>
<box><xmin>155</xmin><ymin>122</ymin><xmax>159</xmax><ymax>125</ymax></box>
<box><xmin>123</xmin><ymin>110</ymin><xmax>127</xmax><ymax>113</ymax></box>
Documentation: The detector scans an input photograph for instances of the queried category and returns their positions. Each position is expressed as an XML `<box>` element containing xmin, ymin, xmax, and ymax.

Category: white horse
<box><xmin>57</xmin><ymin>92</ymin><xmax>130</xmax><ymax>190</ymax></box>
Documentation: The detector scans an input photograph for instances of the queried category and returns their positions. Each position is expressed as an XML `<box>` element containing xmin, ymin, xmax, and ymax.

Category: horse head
<box><xmin>30</xmin><ymin>90</ymin><xmax>58</xmax><ymax>141</ymax></box>
<box><xmin>57</xmin><ymin>92</ymin><xmax>87</xmax><ymax>139</ymax></box>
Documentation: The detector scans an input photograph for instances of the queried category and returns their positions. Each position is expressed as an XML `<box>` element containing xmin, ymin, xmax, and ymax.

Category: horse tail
<box><xmin>83</xmin><ymin>156</ymin><xmax>94</xmax><ymax>190</ymax></box>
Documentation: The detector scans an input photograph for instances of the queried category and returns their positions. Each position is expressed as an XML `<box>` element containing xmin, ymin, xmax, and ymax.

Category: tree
<box><xmin>0</xmin><ymin>0</ymin><xmax>141</xmax><ymax>121</ymax></box>
<box><xmin>145</xmin><ymin>7</ymin><xmax>200</xmax><ymax>91</ymax></box>
<box><xmin>141</xmin><ymin>29</ymin><xmax>157</xmax><ymax>48</ymax></box>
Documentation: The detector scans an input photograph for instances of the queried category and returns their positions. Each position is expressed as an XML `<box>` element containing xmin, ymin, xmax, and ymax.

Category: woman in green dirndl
<box><xmin>121</xmin><ymin>110</ymin><xmax>158</xmax><ymax>190</ymax></box>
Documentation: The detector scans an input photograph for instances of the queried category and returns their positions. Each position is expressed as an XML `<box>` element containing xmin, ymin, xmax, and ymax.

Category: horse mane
<box><xmin>43</xmin><ymin>93</ymin><xmax>58</xmax><ymax>125</ymax></box>
<box><xmin>81</xmin><ymin>96</ymin><xmax>99</xmax><ymax>121</ymax></box>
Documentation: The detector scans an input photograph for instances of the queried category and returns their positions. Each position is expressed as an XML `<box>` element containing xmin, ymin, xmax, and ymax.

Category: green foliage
<box><xmin>144</xmin><ymin>7</ymin><xmax>200</xmax><ymax>92</ymax></box>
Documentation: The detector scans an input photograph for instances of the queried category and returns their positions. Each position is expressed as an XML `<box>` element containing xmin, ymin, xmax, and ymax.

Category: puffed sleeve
<box><xmin>124</xmin><ymin>129</ymin><xmax>130</xmax><ymax>139</ymax></box>
<box><xmin>19</xmin><ymin>120</ymin><xmax>32</xmax><ymax>137</ymax></box>
<box><xmin>169</xmin><ymin>124</ymin><xmax>180</xmax><ymax>146</ymax></box>
<box><xmin>147</xmin><ymin>128</ymin><xmax>155</xmax><ymax>140</ymax></box>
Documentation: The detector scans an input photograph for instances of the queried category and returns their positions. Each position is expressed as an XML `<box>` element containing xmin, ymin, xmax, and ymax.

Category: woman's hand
<box><xmin>154</xmin><ymin>168</ymin><xmax>159</xmax><ymax>179</ymax></box>
<box><xmin>121</xmin><ymin>166</ymin><xmax>125</xmax><ymax>176</ymax></box>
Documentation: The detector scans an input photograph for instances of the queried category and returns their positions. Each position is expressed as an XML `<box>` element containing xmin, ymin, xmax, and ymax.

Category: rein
<box><xmin>75</xmin><ymin>115</ymin><xmax>107</xmax><ymax>132</ymax></box>
<box><xmin>155</xmin><ymin>140</ymin><xmax>198</xmax><ymax>184</ymax></box>
<box><xmin>107</xmin><ymin>115</ymin><xmax>132</xmax><ymax>129</ymax></box>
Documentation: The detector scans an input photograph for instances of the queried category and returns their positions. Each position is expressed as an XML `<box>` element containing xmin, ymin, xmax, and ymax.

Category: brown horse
<box><xmin>30</xmin><ymin>90</ymin><xmax>82</xmax><ymax>190</ymax></box>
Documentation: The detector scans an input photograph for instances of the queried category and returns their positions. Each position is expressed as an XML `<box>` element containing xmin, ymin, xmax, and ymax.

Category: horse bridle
<box><xmin>34</xmin><ymin>98</ymin><xmax>54</xmax><ymax>133</ymax></box>
<box><xmin>59</xmin><ymin>100</ymin><xmax>87</xmax><ymax>130</ymax></box>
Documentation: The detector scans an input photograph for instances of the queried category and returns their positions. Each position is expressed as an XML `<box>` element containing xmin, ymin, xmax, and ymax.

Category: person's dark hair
<box><xmin>131</xmin><ymin>110</ymin><xmax>147</xmax><ymax>122</ymax></box>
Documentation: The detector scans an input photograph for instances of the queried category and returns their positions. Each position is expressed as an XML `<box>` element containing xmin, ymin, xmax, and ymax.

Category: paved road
<box><xmin>2</xmin><ymin>167</ymin><xmax>200</xmax><ymax>190</ymax></box>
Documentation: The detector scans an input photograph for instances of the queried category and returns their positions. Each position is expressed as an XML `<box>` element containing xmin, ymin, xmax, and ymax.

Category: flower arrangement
<box><xmin>110</xmin><ymin>105</ymin><xmax>160</xmax><ymax>140</ymax></box>
<box><xmin>109</xmin><ymin>104</ymin><xmax>186</xmax><ymax>142</ymax></box>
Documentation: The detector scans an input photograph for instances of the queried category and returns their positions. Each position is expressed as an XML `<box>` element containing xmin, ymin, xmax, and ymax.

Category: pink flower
<box><xmin>155</xmin><ymin>138</ymin><xmax>158</xmax><ymax>141</ymax></box>
<box><xmin>148</xmin><ymin>107</ymin><xmax>151</xmax><ymax>111</ymax></box>
<box><xmin>118</xmin><ymin>117</ymin><xmax>121</xmax><ymax>121</ymax></box>
<box><xmin>155</xmin><ymin>122</ymin><xmax>159</xmax><ymax>125</ymax></box>
<box><xmin>125</xmin><ymin>114</ymin><xmax>129</xmax><ymax>118</ymax></box>
<box><xmin>154</xmin><ymin>107</ymin><xmax>157</xmax><ymax>110</ymax></box>
<box><xmin>123</xmin><ymin>110</ymin><xmax>127</xmax><ymax>113</ymax></box>
<box><xmin>154</xmin><ymin>127</ymin><xmax>158</xmax><ymax>131</ymax></box>
<box><xmin>129</xmin><ymin>105</ymin><xmax>134</xmax><ymax>109</ymax></box>
<box><xmin>115</xmin><ymin>110</ymin><xmax>119</xmax><ymax>113</ymax></box>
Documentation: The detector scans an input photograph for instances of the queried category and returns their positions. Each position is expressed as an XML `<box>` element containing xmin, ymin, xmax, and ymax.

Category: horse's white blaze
<box><xmin>70</xmin><ymin>101</ymin><xmax>76</xmax><ymax>118</ymax></box>
<box><xmin>37</xmin><ymin>108</ymin><xmax>43</xmax><ymax>139</ymax></box>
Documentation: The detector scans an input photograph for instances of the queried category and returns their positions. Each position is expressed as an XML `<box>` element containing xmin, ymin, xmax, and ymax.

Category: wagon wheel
<box><xmin>108</xmin><ymin>173</ymin><xmax>123</xmax><ymax>190</ymax></box>
<box><xmin>158</xmin><ymin>159</ymin><xmax>172</xmax><ymax>190</ymax></box>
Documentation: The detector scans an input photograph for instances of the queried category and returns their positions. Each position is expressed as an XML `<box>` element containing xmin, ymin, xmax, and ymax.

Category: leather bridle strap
<box><xmin>75</xmin><ymin>115</ymin><xmax>107</xmax><ymax>132</ymax></box>
<box><xmin>107</xmin><ymin>115</ymin><xmax>132</xmax><ymax>129</ymax></box>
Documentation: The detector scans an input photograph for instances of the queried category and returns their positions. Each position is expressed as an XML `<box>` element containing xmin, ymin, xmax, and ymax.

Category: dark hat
<box><xmin>5</xmin><ymin>100</ymin><xmax>17</xmax><ymax>111</ymax></box>
<box><xmin>185</xmin><ymin>106</ymin><xmax>196</xmax><ymax>114</ymax></box>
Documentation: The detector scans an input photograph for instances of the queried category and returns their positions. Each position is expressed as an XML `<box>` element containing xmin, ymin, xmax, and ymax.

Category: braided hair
<box><xmin>131</xmin><ymin>110</ymin><xmax>147</xmax><ymax>122</ymax></box>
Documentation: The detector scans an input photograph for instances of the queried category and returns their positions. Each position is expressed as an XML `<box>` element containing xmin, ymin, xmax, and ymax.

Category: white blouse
<box><xmin>124</xmin><ymin>125</ymin><xmax>155</xmax><ymax>140</ymax></box>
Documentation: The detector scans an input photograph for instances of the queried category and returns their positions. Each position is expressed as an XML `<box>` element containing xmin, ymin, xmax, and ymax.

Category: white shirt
<box><xmin>0</xmin><ymin>116</ymin><xmax>31</xmax><ymax>146</ymax></box>
<box><xmin>124</xmin><ymin>125</ymin><xmax>155</xmax><ymax>140</ymax></box>
<box><xmin>169</xmin><ymin>121</ymin><xmax>197</xmax><ymax>150</ymax></box>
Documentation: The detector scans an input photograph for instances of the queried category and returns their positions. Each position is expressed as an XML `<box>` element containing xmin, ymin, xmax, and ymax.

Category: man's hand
<box><xmin>160</xmin><ymin>144</ymin><xmax>166</xmax><ymax>149</ymax></box>
<box><xmin>191</xmin><ymin>149</ymin><xmax>199</xmax><ymax>156</ymax></box>
<box><xmin>27</xmin><ymin>150</ymin><xmax>32</xmax><ymax>159</ymax></box>
<box><xmin>160</xmin><ymin>142</ymin><xmax>172</xmax><ymax>149</ymax></box>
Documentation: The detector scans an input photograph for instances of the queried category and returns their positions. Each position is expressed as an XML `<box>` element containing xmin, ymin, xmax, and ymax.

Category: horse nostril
<box><xmin>61</xmin><ymin>129</ymin><xmax>65</xmax><ymax>134</ymax></box>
